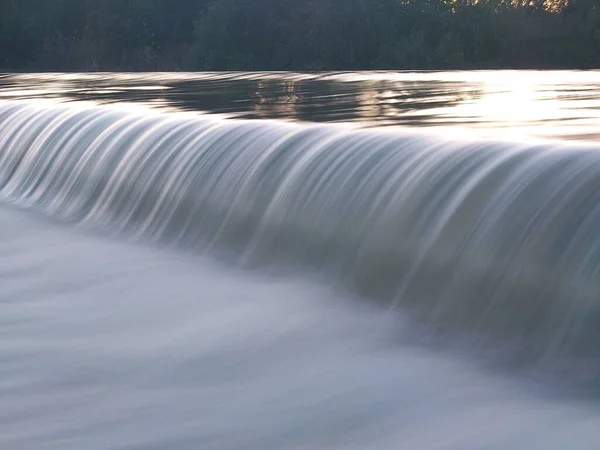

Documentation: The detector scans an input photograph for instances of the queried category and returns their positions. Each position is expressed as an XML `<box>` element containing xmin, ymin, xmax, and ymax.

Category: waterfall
<box><xmin>1</xmin><ymin>100</ymin><xmax>599</xmax><ymax>368</ymax></box>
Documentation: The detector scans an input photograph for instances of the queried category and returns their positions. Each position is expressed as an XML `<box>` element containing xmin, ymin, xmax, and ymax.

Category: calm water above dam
<box><xmin>1</xmin><ymin>71</ymin><xmax>600</xmax><ymax>450</ymax></box>
<box><xmin>2</xmin><ymin>70</ymin><xmax>600</xmax><ymax>141</ymax></box>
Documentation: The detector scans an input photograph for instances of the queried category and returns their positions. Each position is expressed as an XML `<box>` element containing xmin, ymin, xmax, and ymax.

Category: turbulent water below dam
<box><xmin>1</xmin><ymin>71</ymin><xmax>600</xmax><ymax>449</ymax></box>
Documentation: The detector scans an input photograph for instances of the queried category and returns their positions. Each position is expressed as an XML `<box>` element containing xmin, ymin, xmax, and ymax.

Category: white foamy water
<box><xmin>1</xmin><ymin>204</ymin><xmax>599</xmax><ymax>450</ymax></box>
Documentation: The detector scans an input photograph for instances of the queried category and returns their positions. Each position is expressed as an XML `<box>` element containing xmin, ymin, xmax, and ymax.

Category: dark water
<box><xmin>1</xmin><ymin>72</ymin><xmax>600</xmax><ymax>449</ymax></box>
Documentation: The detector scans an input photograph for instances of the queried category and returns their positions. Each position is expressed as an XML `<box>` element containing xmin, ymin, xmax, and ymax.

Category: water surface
<box><xmin>2</xmin><ymin>70</ymin><xmax>600</xmax><ymax>141</ymax></box>
<box><xmin>1</xmin><ymin>71</ymin><xmax>600</xmax><ymax>449</ymax></box>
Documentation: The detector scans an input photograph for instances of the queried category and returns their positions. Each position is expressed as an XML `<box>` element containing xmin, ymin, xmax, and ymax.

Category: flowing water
<box><xmin>1</xmin><ymin>71</ymin><xmax>600</xmax><ymax>449</ymax></box>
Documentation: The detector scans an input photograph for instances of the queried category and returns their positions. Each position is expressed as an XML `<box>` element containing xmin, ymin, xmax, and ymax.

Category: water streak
<box><xmin>1</xmin><ymin>100</ymin><xmax>599</xmax><ymax>374</ymax></box>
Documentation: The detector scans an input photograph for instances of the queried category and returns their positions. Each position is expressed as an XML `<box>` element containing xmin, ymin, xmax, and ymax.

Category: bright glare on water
<box><xmin>1</xmin><ymin>71</ymin><xmax>600</xmax><ymax>450</ymax></box>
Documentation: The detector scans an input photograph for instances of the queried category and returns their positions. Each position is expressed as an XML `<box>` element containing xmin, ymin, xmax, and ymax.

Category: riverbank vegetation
<box><xmin>1</xmin><ymin>0</ymin><xmax>598</xmax><ymax>71</ymax></box>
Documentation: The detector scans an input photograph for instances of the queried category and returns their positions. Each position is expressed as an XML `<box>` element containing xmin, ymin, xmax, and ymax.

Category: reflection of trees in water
<box><xmin>3</xmin><ymin>72</ymin><xmax>600</xmax><ymax>140</ymax></box>
<box><xmin>253</xmin><ymin>80</ymin><xmax>300</xmax><ymax>120</ymax></box>
<box><xmin>259</xmin><ymin>78</ymin><xmax>483</xmax><ymax>127</ymax></box>
<box><xmin>0</xmin><ymin>72</ymin><xmax>563</xmax><ymax>130</ymax></box>
<box><xmin>340</xmin><ymin>79</ymin><xmax>484</xmax><ymax>127</ymax></box>
<box><xmin>184</xmin><ymin>76</ymin><xmax>485</xmax><ymax>126</ymax></box>
<box><xmin>0</xmin><ymin>73</ymin><xmax>483</xmax><ymax>128</ymax></box>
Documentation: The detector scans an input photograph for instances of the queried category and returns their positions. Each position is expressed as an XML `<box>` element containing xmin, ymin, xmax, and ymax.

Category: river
<box><xmin>1</xmin><ymin>71</ymin><xmax>599</xmax><ymax>449</ymax></box>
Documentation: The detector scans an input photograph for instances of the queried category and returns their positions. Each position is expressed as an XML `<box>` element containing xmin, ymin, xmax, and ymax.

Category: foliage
<box><xmin>0</xmin><ymin>0</ymin><xmax>598</xmax><ymax>71</ymax></box>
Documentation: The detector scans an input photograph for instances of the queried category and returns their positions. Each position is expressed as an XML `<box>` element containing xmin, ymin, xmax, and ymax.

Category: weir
<box><xmin>1</xmin><ymin>100</ymin><xmax>599</xmax><ymax>369</ymax></box>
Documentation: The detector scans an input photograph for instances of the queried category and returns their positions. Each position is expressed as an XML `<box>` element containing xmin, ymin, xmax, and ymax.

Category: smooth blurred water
<box><xmin>2</xmin><ymin>204</ymin><xmax>600</xmax><ymax>450</ymax></box>
<box><xmin>1</xmin><ymin>71</ymin><xmax>600</xmax><ymax>450</ymax></box>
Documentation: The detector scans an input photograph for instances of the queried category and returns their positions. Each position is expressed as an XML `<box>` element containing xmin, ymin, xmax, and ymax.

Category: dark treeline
<box><xmin>0</xmin><ymin>0</ymin><xmax>598</xmax><ymax>71</ymax></box>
